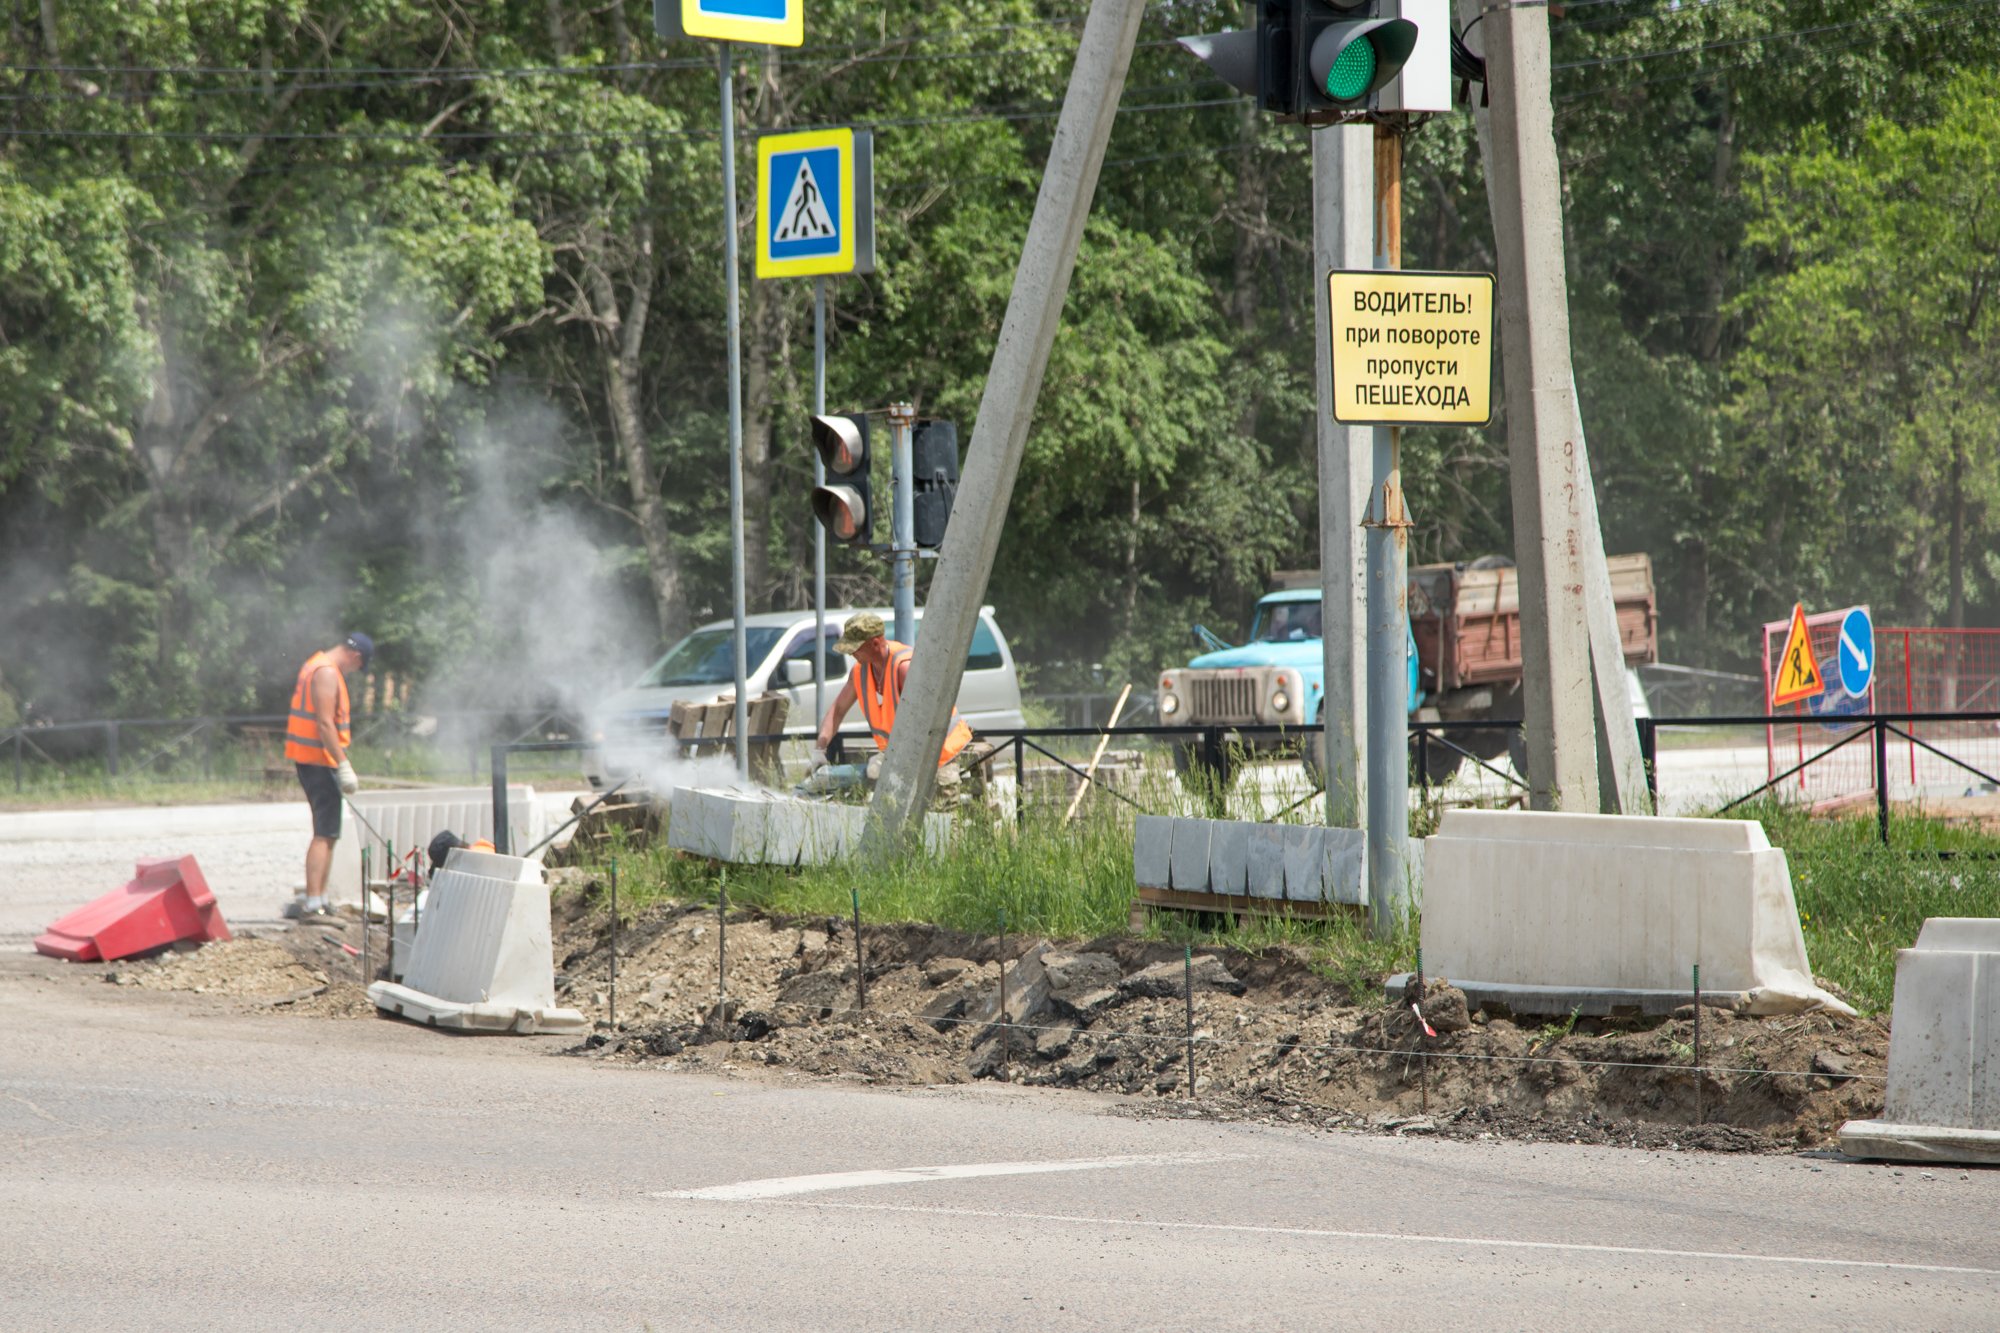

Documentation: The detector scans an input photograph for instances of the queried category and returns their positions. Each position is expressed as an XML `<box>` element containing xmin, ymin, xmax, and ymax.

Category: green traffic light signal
<box><xmin>1323</xmin><ymin>32</ymin><xmax>1375</xmax><ymax>100</ymax></box>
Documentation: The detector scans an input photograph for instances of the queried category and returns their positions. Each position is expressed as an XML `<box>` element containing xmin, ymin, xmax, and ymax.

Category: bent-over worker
<box><xmin>284</xmin><ymin>632</ymin><xmax>373</xmax><ymax>918</ymax></box>
<box><xmin>811</xmin><ymin>613</ymin><xmax>978</xmax><ymax>789</ymax></box>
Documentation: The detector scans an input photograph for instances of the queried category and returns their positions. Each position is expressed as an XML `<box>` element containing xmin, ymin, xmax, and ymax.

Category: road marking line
<box><xmin>657</xmin><ymin>1153</ymin><xmax>1237</xmax><ymax>1201</ymax></box>
<box><xmin>755</xmin><ymin>1201</ymin><xmax>2000</xmax><ymax>1279</ymax></box>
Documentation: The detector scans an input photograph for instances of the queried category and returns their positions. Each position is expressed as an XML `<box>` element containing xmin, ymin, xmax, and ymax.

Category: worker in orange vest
<box><xmin>812</xmin><ymin>612</ymin><xmax>976</xmax><ymax>788</ymax></box>
<box><xmin>283</xmin><ymin>632</ymin><xmax>372</xmax><ymax>918</ymax></box>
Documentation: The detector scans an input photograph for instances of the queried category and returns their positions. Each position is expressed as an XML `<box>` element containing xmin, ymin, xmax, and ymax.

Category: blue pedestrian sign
<box><xmin>756</xmin><ymin>128</ymin><xmax>875</xmax><ymax>279</ymax></box>
<box><xmin>1837</xmin><ymin>606</ymin><xmax>1875</xmax><ymax>698</ymax></box>
<box><xmin>654</xmin><ymin>0</ymin><xmax>803</xmax><ymax>47</ymax></box>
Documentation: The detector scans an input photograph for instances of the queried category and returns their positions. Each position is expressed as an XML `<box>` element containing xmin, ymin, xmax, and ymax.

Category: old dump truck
<box><xmin>1156</xmin><ymin>553</ymin><xmax>1658</xmax><ymax>788</ymax></box>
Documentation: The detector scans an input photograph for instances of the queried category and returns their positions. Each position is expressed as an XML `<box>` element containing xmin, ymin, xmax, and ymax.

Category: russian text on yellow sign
<box><xmin>1770</xmin><ymin>603</ymin><xmax>1826</xmax><ymax>707</ymax></box>
<box><xmin>1326</xmin><ymin>270</ymin><xmax>1495</xmax><ymax>427</ymax></box>
<box><xmin>756</xmin><ymin>127</ymin><xmax>856</xmax><ymax>279</ymax></box>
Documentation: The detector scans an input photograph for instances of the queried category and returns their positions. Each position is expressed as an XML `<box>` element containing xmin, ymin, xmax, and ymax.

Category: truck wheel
<box><xmin>1171</xmin><ymin>739</ymin><xmax>1239</xmax><ymax>798</ymax></box>
<box><xmin>1302</xmin><ymin>721</ymin><xmax>1326</xmax><ymax>790</ymax></box>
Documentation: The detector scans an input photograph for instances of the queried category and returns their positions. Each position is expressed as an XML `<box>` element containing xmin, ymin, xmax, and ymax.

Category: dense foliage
<box><xmin>1</xmin><ymin>0</ymin><xmax>1996</xmax><ymax>721</ymax></box>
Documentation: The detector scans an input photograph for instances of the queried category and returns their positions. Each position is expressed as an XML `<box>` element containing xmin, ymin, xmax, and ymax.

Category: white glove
<box><xmin>809</xmin><ymin>746</ymin><xmax>830</xmax><ymax>772</ymax></box>
<box><xmin>335</xmin><ymin>758</ymin><xmax>359</xmax><ymax>795</ymax></box>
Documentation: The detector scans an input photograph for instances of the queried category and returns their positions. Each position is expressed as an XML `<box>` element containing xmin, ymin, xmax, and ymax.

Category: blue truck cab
<box><xmin>1155</xmin><ymin>586</ymin><xmax>1421</xmax><ymax>787</ymax></box>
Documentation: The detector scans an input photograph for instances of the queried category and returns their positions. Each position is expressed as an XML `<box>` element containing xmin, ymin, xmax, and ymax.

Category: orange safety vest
<box><xmin>854</xmin><ymin>640</ymin><xmax>973</xmax><ymax>765</ymax></box>
<box><xmin>284</xmin><ymin>650</ymin><xmax>351</xmax><ymax>767</ymax></box>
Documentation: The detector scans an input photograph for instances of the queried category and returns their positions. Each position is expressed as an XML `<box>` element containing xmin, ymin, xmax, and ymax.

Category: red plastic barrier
<box><xmin>34</xmin><ymin>855</ymin><xmax>232</xmax><ymax>962</ymax></box>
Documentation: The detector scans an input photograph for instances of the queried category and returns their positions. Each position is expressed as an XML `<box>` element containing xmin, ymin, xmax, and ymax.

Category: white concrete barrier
<box><xmin>665</xmin><ymin>787</ymin><xmax>949</xmax><ymax>866</ymax></box>
<box><xmin>1418</xmin><ymin>808</ymin><xmax>1850</xmax><ymax>1017</ymax></box>
<box><xmin>366</xmin><ymin>848</ymin><xmax>584</xmax><ymax>1034</ymax></box>
<box><xmin>1131</xmin><ymin>817</ymin><xmax>1366</xmax><ymax>906</ymax></box>
<box><xmin>330</xmin><ymin>786</ymin><xmax>539</xmax><ymax>903</ymax></box>
<box><xmin>1840</xmin><ymin>918</ymin><xmax>2000</xmax><ymax>1164</ymax></box>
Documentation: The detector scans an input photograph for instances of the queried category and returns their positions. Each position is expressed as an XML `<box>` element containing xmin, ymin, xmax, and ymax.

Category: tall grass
<box><xmin>1741</xmin><ymin>800</ymin><xmax>2000</xmax><ymax>1013</ymax></box>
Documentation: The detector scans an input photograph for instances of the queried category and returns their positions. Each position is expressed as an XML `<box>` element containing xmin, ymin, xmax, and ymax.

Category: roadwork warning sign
<box><xmin>1327</xmin><ymin>270</ymin><xmax>1495</xmax><ymax>426</ymax></box>
<box><xmin>1770</xmin><ymin>602</ymin><xmax>1826</xmax><ymax>707</ymax></box>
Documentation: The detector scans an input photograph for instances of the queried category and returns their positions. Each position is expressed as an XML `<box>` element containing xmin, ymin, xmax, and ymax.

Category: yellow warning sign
<box><xmin>1327</xmin><ymin>270</ymin><xmax>1495</xmax><ymax>426</ymax></box>
<box><xmin>1770</xmin><ymin>603</ymin><xmax>1826</xmax><ymax>707</ymax></box>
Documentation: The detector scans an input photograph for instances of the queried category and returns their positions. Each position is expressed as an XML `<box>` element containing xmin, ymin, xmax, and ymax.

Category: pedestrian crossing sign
<box><xmin>654</xmin><ymin>0</ymin><xmax>803</xmax><ymax>48</ymax></box>
<box><xmin>756</xmin><ymin>128</ymin><xmax>874</xmax><ymax>279</ymax></box>
<box><xmin>1770</xmin><ymin>602</ymin><xmax>1827</xmax><ymax>707</ymax></box>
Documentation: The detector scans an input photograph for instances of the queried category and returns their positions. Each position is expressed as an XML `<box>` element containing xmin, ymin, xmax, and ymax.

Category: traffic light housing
<box><xmin>1178</xmin><ymin>0</ymin><xmax>1420</xmax><ymax>119</ymax></box>
<box><xmin>810</xmin><ymin>413</ymin><xmax>871</xmax><ymax>547</ymax></box>
<box><xmin>911</xmin><ymin>419</ymin><xmax>959</xmax><ymax>551</ymax></box>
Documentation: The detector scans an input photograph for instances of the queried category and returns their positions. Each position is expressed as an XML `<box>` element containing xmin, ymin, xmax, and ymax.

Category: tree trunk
<box><xmin>589</xmin><ymin>220</ymin><xmax>687</xmax><ymax>641</ymax></box>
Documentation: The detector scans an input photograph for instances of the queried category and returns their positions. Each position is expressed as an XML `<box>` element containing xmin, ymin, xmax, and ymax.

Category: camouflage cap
<box><xmin>834</xmin><ymin>612</ymin><xmax>886</xmax><ymax>655</ymax></box>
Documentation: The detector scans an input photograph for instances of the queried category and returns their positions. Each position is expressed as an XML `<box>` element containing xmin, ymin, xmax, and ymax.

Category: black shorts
<box><xmin>297</xmin><ymin>763</ymin><xmax>342</xmax><ymax>839</ymax></box>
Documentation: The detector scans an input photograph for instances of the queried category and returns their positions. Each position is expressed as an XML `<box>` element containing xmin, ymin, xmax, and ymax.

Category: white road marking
<box><xmin>763</xmin><ymin>1200</ymin><xmax>2000</xmax><ymax>1279</ymax></box>
<box><xmin>657</xmin><ymin>1153</ymin><xmax>1237</xmax><ymax>1201</ymax></box>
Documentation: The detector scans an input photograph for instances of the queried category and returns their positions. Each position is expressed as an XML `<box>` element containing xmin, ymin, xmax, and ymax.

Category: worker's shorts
<box><xmin>296</xmin><ymin>763</ymin><xmax>342</xmax><ymax>840</ymax></box>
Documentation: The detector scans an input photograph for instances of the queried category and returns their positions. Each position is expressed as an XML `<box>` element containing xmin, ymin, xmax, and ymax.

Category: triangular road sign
<box><xmin>773</xmin><ymin>157</ymin><xmax>836</xmax><ymax>243</ymax></box>
<box><xmin>1771</xmin><ymin>603</ymin><xmax>1826</xmax><ymax>707</ymax></box>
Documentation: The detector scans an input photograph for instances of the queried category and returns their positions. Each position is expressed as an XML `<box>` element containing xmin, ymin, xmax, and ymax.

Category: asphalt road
<box><xmin>2</xmin><ymin>972</ymin><xmax>1994</xmax><ymax>1331</ymax></box>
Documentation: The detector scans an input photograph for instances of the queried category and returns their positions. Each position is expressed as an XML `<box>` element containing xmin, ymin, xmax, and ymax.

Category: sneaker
<box><xmin>282</xmin><ymin>898</ymin><xmax>309</xmax><ymax>920</ymax></box>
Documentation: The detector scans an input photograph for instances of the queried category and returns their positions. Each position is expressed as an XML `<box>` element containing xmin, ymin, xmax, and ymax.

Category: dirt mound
<box><xmin>551</xmin><ymin>887</ymin><xmax>1889</xmax><ymax>1152</ymax></box>
<box><xmin>125</xmin><ymin>939</ymin><xmax>324</xmax><ymax>998</ymax></box>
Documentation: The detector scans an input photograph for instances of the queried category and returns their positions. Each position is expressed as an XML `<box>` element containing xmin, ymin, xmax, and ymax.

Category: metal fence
<box><xmin>487</xmin><ymin>710</ymin><xmax>2000</xmax><ymax>855</ymax></box>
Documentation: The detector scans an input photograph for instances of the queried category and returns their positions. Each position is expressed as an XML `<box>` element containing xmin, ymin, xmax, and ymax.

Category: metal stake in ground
<box><xmin>610</xmin><ymin>857</ymin><xmax>619</xmax><ymax>1032</ymax></box>
<box><xmin>1693</xmin><ymin>963</ymin><xmax>1703</xmax><ymax>1125</ymax></box>
<box><xmin>1184</xmin><ymin>946</ymin><xmax>1197</xmax><ymax>1097</ymax></box>
<box><xmin>361</xmin><ymin>845</ymin><xmax>371</xmax><ymax>983</ymax></box>
<box><xmin>998</xmin><ymin>908</ymin><xmax>1009</xmax><ymax>1071</ymax></box>
<box><xmin>851</xmin><ymin>887</ymin><xmax>866</xmax><ymax>1010</ymax></box>
<box><xmin>718</xmin><ymin>876</ymin><xmax>729</xmax><ymax>1009</ymax></box>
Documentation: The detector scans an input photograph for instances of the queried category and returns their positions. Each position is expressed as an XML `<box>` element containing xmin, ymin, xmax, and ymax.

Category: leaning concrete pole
<box><xmin>1456</xmin><ymin>0</ymin><xmax>1644</xmax><ymax>814</ymax></box>
<box><xmin>1481</xmin><ymin>0</ymin><xmax>1598</xmax><ymax>810</ymax></box>
<box><xmin>1312</xmin><ymin>124</ymin><xmax>1375</xmax><ymax>832</ymax></box>
<box><xmin>865</xmin><ymin>0</ymin><xmax>1147</xmax><ymax>847</ymax></box>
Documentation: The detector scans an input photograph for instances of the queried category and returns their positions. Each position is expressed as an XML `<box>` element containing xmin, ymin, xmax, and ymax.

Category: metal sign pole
<box><xmin>719</xmin><ymin>40</ymin><xmax>750</xmax><ymax>778</ymax></box>
<box><xmin>1364</xmin><ymin>125</ymin><xmax>1412</xmax><ymax>939</ymax></box>
<box><xmin>887</xmin><ymin>402</ymin><xmax>916</xmax><ymax>645</ymax></box>
<box><xmin>813</xmin><ymin>276</ymin><xmax>828</xmax><ymax>720</ymax></box>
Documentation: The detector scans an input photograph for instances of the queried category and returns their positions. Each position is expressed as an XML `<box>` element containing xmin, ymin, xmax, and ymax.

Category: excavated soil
<box><xmin>105</xmin><ymin>877</ymin><xmax>1892</xmax><ymax>1151</ymax></box>
<box><xmin>546</xmin><ymin>880</ymin><xmax>1890</xmax><ymax>1153</ymax></box>
<box><xmin>111</xmin><ymin>912</ymin><xmax>381</xmax><ymax>1018</ymax></box>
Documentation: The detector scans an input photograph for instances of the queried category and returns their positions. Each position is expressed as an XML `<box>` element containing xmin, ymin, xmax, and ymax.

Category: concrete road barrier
<box><xmin>1840</xmin><ymin>918</ymin><xmax>2000</xmax><ymax>1165</ymax></box>
<box><xmin>1414</xmin><ymin>808</ymin><xmax>1851</xmax><ymax>1018</ymax></box>
<box><xmin>666</xmin><ymin>787</ymin><xmax>950</xmax><ymax>866</ymax></box>
<box><xmin>366</xmin><ymin>848</ymin><xmax>584</xmax><ymax>1034</ymax></box>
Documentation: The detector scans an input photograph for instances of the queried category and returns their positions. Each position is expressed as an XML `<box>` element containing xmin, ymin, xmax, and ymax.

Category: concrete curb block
<box><xmin>1840</xmin><ymin>916</ymin><xmax>2000</xmax><ymax>1164</ymax></box>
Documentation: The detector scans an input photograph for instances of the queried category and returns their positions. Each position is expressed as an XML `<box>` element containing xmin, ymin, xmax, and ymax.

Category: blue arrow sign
<box><xmin>1837</xmin><ymin>605</ymin><xmax>1874</xmax><ymax>698</ymax></box>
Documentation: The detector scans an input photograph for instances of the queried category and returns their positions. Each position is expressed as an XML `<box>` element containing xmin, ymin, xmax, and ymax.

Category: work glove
<box><xmin>335</xmin><ymin>758</ymin><xmax>359</xmax><ymax>795</ymax></box>
<box><xmin>809</xmin><ymin>746</ymin><xmax>830</xmax><ymax>772</ymax></box>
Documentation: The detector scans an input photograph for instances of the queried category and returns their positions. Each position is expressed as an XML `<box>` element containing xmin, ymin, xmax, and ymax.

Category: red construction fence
<box><xmin>1761</xmin><ymin>611</ymin><xmax>2000</xmax><ymax>808</ymax></box>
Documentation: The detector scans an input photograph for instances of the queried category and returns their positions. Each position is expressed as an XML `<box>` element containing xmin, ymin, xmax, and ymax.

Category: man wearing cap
<box><xmin>812</xmin><ymin>613</ymin><xmax>976</xmax><ymax>789</ymax></box>
<box><xmin>283</xmin><ymin>633</ymin><xmax>373</xmax><ymax>918</ymax></box>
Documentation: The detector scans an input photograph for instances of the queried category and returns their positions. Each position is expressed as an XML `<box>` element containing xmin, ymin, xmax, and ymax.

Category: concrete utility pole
<box><xmin>1480</xmin><ymin>0</ymin><xmax>1598</xmax><ymax>810</ymax></box>
<box><xmin>865</xmin><ymin>0</ymin><xmax>1147</xmax><ymax>846</ymax></box>
<box><xmin>1453</xmin><ymin>0</ymin><xmax>1645</xmax><ymax>813</ymax></box>
<box><xmin>1312</xmin><ymin>124</ymin><xmax>1375</xmax><ymax>833</ymax></box>
<box><xmin>1364</xmin><ymin>126</ymin><xmax>1412</xmax><ymax>936</ymax></box>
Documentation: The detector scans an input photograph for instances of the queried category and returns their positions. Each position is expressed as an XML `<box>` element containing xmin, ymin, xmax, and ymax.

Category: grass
<box><xmin>1741</xmin><ymin>800</ymin><xmax>2000</xmax><ymax>1013</ymax></box>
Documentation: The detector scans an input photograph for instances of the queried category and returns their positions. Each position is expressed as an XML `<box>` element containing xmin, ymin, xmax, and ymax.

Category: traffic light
<box><xmin>1177</xmin><ymin>0</ymin><xmax>1419</xmax><ymax>119</ymax></box>
<box><xmin>809</xmin><ymin>413</ymin><xmax>871</xmax><ymax>547</ymax></box>
<box><xmin>910</xmin><ymin>419</ymin><xmax>959</xmax><ymax>550</ymax></box>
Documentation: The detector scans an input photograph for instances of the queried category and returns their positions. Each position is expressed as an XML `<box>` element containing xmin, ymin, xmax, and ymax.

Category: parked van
<box><xmin>587</xmin><ymin>606</ymin><xmax>1025</xmax><ymax>785</ymax></box>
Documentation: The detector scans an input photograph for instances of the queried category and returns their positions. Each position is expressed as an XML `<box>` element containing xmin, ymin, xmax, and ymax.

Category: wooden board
<box><xmin>1130</xmin><ymin>885</ymin><xmax>1359</xmax><ymax>931</ymax></box>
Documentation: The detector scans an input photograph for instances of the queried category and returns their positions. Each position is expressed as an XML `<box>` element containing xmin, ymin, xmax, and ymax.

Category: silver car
<box><xmin>588</xmin><ymin>606</ymin><xmax>1025</xmax><ymax>781</ymax></box>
